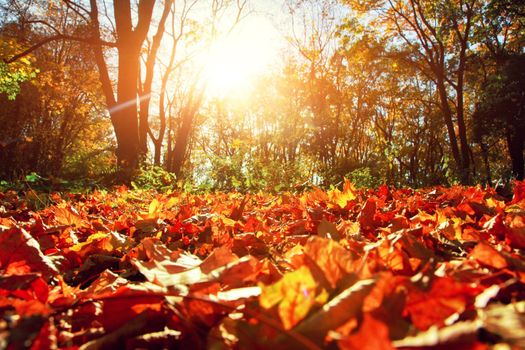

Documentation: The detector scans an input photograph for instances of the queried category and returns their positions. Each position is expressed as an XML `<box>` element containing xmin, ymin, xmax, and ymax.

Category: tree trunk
<box><xmin>435</xmin><ymin>75</ymin><xmax>464</xmax><ymax>181</ymax></box>
<box><xmin>138</xmin><ymin>0</ymin><xmax>173</xmax><ymax>155</ymax></box>
<box><xmin>170</xmin><ymin>107</ymin><xmax>194</xmax><ymax>177</ymax></box>
<box><xmin>455</xmin><ymin>14</ymin><xmax>473</xmax><ymax>185</ymax></box>
<box><xmin>456</xmin><ymin>84</ymin><xmax>471</xmax><ymax>184</ymax></box>
<box><xmin>480</xmin><ymin>140</ymin><xmax>492</xmax><ymax>186</ymax></box>
<box><xmin>88</xmin><ymin>0</ymin><xmax>155</xmax><ymax>178</ymax></box>
<box><xmin>507</xmin><ymin>131</ymin><xmax>525</xmax><ymax>180</ymax></box>
<box><xmin>112</xmin><ymin>39</ymin><xmax>141</xmax><ymax>170</ymax></box>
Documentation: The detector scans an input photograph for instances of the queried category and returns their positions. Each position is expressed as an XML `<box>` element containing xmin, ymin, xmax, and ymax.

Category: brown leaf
<box><xmin>317</xmin><ymin>218</ymin><xmax>341</xmax><ymax>240</ymax></box>
<box><xmin>80</xmin><ymin>309</ymin><xmax>166</xmax><ymax>350</ymax></box>
<box><xmin>507</xmin><ymin>214</ymin><xmax>525</xmax><ymax>249</ymax></box>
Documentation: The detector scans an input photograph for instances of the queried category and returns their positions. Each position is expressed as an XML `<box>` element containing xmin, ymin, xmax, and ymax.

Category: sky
<box><xmin>201</xmin><ymin>0</ymin><xmax>290</xmax><ymax>97</ymax></box>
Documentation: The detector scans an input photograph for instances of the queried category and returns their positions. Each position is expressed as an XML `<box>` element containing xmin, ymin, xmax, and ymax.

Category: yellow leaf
<box><xmin>260</xmin><ymin>266</ymin><xmax>320</xmax><ymax>329</ymax></box>
<box><xmin>148</xmin><ymin>198</ymin><xmax>161</xmax><ymax>217</ymax></box>
<box><xmin>221</xmin><ymin>217</ymin><xmax>237</xmax><ymax>227</ymax></box>
<box><xmin>69</xmin><ymin>232</ymin><xmax>108</xmax><ymax>252</ymax></box>
<box><xmin>165</xmin><ymin>197</ymin><xmax>179</xmax><ymax>209</ymax></box>
<box><xmin>330</xmin><ymin>179</ymin><xmax>357</xmax><ymax>209</ymax></box>
<box><xmin>486</xmin><ymin>197</ymin><xmax>505</xmax><ymax>211</ymax></box>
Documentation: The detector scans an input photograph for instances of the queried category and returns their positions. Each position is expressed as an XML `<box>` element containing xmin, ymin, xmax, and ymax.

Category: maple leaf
<box><xmin>392</xmin><ymin>320</ymin><xmax>483</xmax><ymax>348</ymax></box>
<box><xmin>506</xmin><ymin>214</ymin><xmax>525</xmax><ymax>249</ymax></box>
<box><xmin>303</xmin><ymin>236</ymin><xmax>355</xmax><ymax>288</ymax></box>
<box><xmin>30</xmin><ymin>321</ymin><xmax>58</xmax><ymax>350</ymax></box>
<box><xmin>148</xmin><ymin>198</ymin><xmax>162</xmax><ymax>218</ymax></box>
<box><xmin>0</xmin><ymin>274</ymin><xmax>48</xmax><ymax>302</ymax></box>
<box><xmin>511</xmin><ymin>180</ymin><xmax>525</xmax><ymax>204</ymax></box>
<box><xmin>338</xmin><ymin>313</ymin><xmax>394</xmax><ymax>350</ymax></box>
<box><xmin>79</xmin><ymin>270</ymin><xmax>129</xmax><ymax>298</ymax></box>
<box><xmin>259</xmin><ymin>265</ymin><xmax>324</xmax><ymax>330</ymax></box>
<box><xmin>295</xmin><ymin>279</ymin><xmax>376</xmax><ymax>344</ymax></box>
<box><xmin>480</xmin><ymin>301</ymin><xmax>525</xmax><ymax>347</ymax></box>
<box><xmin>329</xmin><ymin>179</ymin><xmax>357</xmax><ymax>209</ymax></box>
<box><xmin>483</xmin><ymin>214</ymin><xmax>506</xmax><ymax>240</ymax></box>
<box><xmin>0</xmin><ymin>227</ymin><xmax>58</xmax><ymax>279</ymax></box>
<box><xmin>358</xmin><ymin>199</ymin><xmax>377</xmax><ymax>230</ymax></box>
<box><xmin>0</xmin><ymin>297</ymin><xmax>50</xmax><ymax>317</ymax></box>
<box><xmin>317</xmin><ymin>218</ymin><xmax>341</xmax><ymax>240</ymax></box>
<box><xmin>405</xmin><ymin>277</ymin><xmax>481</xmax><ymax>331</ymax></box>
<box><xmin>199</xmin><ymin>245</ymin><xmax>238</xmax><ymax>273</ymax></box>
<box><xmin>81</xmin><ymin>308</ymin><xmax>167</xmax><ymax>349</ymax></box>
<box><xmin>2</xmin><ymin>183</ymin><xmax>525</xmax><ymax>349</ymax></box>
<box><xmin>468</xmin><ymin>241</ymin><xmax>508</xmax><ymax>269</ymax></box>
<box><xmin>53</xmin><ymin>206</ymin><xmax>87</xmax><ymax>228</ymax></box>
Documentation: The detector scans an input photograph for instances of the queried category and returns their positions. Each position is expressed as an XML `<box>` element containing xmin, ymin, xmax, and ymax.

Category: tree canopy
<box><xmin>0</xmin><ymin>0</ymin><xmax>524</xmax><ymax>188</ymax></box>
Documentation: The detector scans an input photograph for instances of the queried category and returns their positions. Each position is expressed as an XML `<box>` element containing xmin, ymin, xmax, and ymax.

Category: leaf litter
<box><xmin>1</xmin><ymin>181</ymin><xmax>525</xmax><ymax>349</ymax></box>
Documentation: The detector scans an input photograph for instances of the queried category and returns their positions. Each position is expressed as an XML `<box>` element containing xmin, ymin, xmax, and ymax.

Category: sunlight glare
<box><xmin>203</xmin><ymin>16</ymin><xmax>281</xmax><ymax>98</ymax></box>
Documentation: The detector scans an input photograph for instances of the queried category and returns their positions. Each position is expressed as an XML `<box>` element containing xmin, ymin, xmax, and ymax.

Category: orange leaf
<box><xmin>506</xmin><ymin>214</ymin><xmax>525</xmax><ymax>249</ymax></box>
<box><xmin>303</xmin><ymin>236</ymin><xmax>354</xmax><ymax>288</ymax></box>
<box><xmin>330</xmin><ymin>179</ymin><xmax>357</xmax><ymax>209</ymax></box>
<box><xmin>358</xmin><ymin>199</ymin><xmax>377</xmax><ymax>229</ymax></box>
<box><xmin>338</xmin><ymin>313</ymin><xmax>394</xmax><ymax>350</ymax></box>
<box><xmin>405</xmin><ymin>277</ymin><xmax>480</xmax><ymax>331</ymax></box>
<box><xmin>0</xmin><ymin>228</ymin><xmax>58</xmax><ymax>280</ymax></box>
<box><xmin>468</xmin><ymin>241</ymin><xmax>507</xmax><ymax>269</ymax></box>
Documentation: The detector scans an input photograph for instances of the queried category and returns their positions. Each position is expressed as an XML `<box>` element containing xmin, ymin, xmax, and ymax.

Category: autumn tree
<box><xmin>0</xmin><ymin>4</ymin><xmax>110</xmax><ymax>178</ymax></box>
<box><xmin>3</xmin><ymin>0</ymin><xmax>159</xmax><ymax>177</ymax></box>
<box><xmin>155</xmin><ymin>0</ymin><xmax>246</xmax><ymax>177</ymax></box>
<box><xmin>473</xmin><ymin>55</ymin><xmax>525</xmax><ymax>180</ymax></box>
<box><xmin>470</xmin><ymin>0</ymin><xmax>525</xmax><ymax>183</ymax></box>
<box><xmin>339</xmin><ymin>0</ymin><xmax>482</xmax><ymax>183</ymax></box>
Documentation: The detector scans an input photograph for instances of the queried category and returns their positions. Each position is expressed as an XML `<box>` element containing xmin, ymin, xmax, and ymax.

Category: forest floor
<box><xmin>1</xmin><ymin>181</ymin><xmax>525</xmax><ymax>349</ymax></box>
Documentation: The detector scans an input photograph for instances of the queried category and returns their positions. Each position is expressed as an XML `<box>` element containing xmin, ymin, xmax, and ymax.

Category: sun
<box><xmin>203</xmin><ymin>16</ymin><xmax>282</xmax><ymax>98</ymax></box>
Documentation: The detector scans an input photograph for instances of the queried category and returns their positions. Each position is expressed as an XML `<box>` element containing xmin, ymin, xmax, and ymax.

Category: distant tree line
<box><xmin>0</xmin><ymin>0</ymin><xmax>524</xmax><ymax>189</ymax></box>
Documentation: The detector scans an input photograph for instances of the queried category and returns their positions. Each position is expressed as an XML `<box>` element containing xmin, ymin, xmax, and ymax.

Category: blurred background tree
<box><xmin>1</xmin><ymin>0</ymin><xmax>523</xmax><ymax>190</ymax></box>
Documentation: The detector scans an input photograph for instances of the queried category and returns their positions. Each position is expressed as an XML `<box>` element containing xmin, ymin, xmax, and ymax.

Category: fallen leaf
<box><xmin>260</xmin><ymin>265</ymin><xmax>322</xmax><ymax>329</ymax></box>
<box><xmin>295</xmin><ymin>279</ymin><xmax>375</xmax><ymax>344</ymax></box>
<box><xmin>0</xmin><ymin>227</ymin><xmax>58</xmax><ymax>279</ymax></box>
<box><xmin>303</xmin><ymin>236</ymin><xmax>354</xmax><ymax>288</ymax></box>
<box><xmin>469</xmin><ymin>241</ymin><xmax>507</xmax><ymax>269</ymax></box>
<box><xmin>338</xmin><ymin>313</ymin><xmax>394</xmax><ymax>350</ymax></box>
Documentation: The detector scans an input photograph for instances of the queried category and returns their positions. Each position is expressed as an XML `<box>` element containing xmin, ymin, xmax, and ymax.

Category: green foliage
<box><xmin>0</xmin><ymin>38</ymin><xmax>38</xmax><ymax>99</ymax></box>
<box><xmin>473</xmin><ymin>56</ymin><xmax>525</xmax><ymax>139</ymax></box>
<box><xmin>473</xmin><ymin>55</ymin><xmax>525</xmax><ymax>180</ymax></box>
<box><xmin>0</xmin><ymin>179</ymin><xmax>13</xmax><ymax>192</ymax></box>
<box><xmin>348</xmin><ymin>167</ymin><xmax>383</xmax><ymax>189</ymax></box>
<box><xmin>131</xmin><ymin>166</ymin><xmax>178</xmax><ymax>191</ymax></box>
<box><xmin>0</xmin><ymin>61</ymin><xmax>37</xmax><ymax>99</ymax></box>
<box><xmin>203</xmin><ymin>150</ymin><xmax>310</xmax><ymax>193</ymax></box>
<box><xmin>0</xmin><ymin>28</ymin><xmax>110</xmax><ymax>180</ymax></box>
<box><xmin>246</xmin><ymin>158</ymin><xmax>310</xmax><ymax>193</ymax></box>
<box><xmin>0</xmin><ymin>171</ymin><xmax>100</xmax><ymax>195</ymax></box>
<box><xmin>25</xmin><ymin>172</ymin><xmax>44</xmax><ymax>184</ymax></box>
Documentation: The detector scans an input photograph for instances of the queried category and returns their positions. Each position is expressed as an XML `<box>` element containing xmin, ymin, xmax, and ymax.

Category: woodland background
<box><xmin>0</xmin><ymin>0</ymin><xmax>524</xmax><ymax>191</ymax></box>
